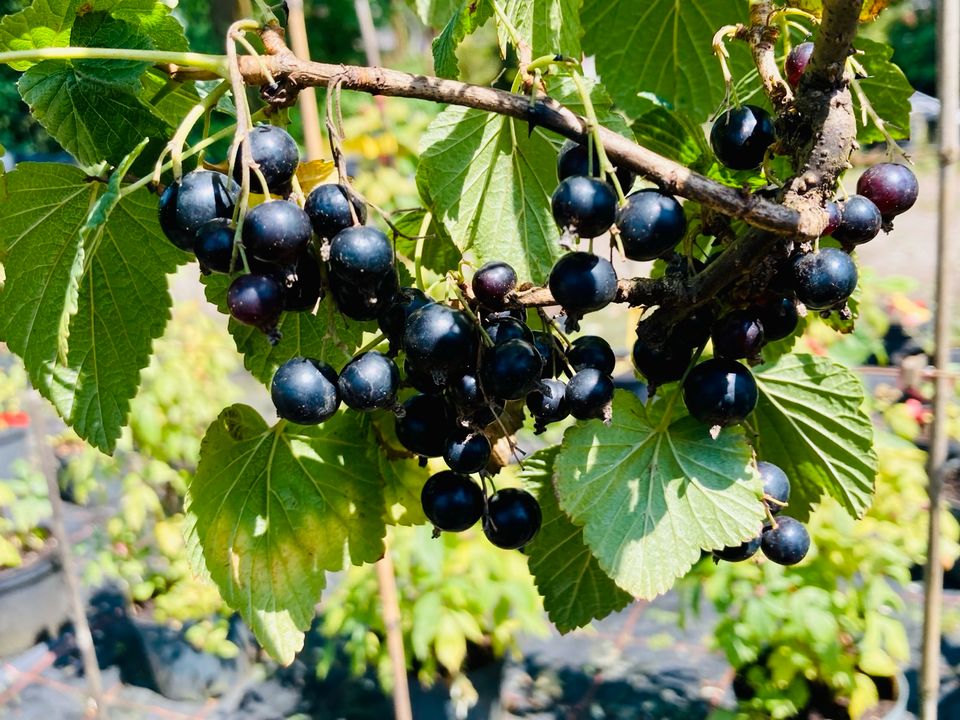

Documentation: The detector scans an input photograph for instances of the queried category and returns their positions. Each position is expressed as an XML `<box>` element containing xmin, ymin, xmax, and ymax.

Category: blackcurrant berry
<box><xmin>378</xmin><ymin>287</ymin><xmax>431</xmax><ymax>353</ymax></box>
<box><xmin>758</xmin><ymin>461</ymin><xmax>790</xmax><ymax>515</ymax></box>
<box><xmin>480</xmin><ymin>339</ymin><xmax>544</xmax><ymax>400</ymax></box>
<box><xmin>403</xmin><ymin>303</ymin><xmax>479</xmax><ymax>380</ymax></box>
<box><xmin>159</xmin><ymin>170</ymin><xmax>238</xmax><ymax>251</ymax></box>
<box><xmin>421</xmin><ymin>471</ymin><xmax>484</xmax><ymax>532</ymax></box>
<box><xmin>566</xmin><ymin>335</ymin><xmax>616</xmax><ymax>375</ymax></box>
<box><xmin>443</xmin><ymin>429</ymin><xmax>492</xmax><ymax>474</ymax></box>
<box><xmin>329</xmin><ymin>226</ymin><xmax>394</xmax><ymax>287</ymax></box>
<box><xmin>785</xmin><ymin>41</ymin><xmax>814</xmax><ymax>88</ymax></box>
<box><xmin>482</xmin><ymin>308</ymin><xmax>526</xmax><ymax>325</ymax></box>
<box><xmin>711</xmin><ymin>310</ymin><xmax>765</xmax><ymax>359</ymax></box>
<box><xmin>277</xmin><ymin>251</ymin><xmax>324</xmax><ymax>312</ymax></box>
<box><xmin>448</xmin><ymin>373</ymin><xmax>485</xmax><ymax>409</ymax></box>
<box><xmin>548</xmin><ymin>252</ymin><xmax>618</xmax><ymax>316</ymax></box>
<box><xmin>833</xmin><ymin>195</ymin><xmax>882</xmax><ymax>246</ymax></box>
<box><xmin>271</xmin><ymin>357</ymin><xmax>340</xmax><ymax>424</ymax></box>
<box><xmin>195</xmin><ymin>218</ymin><xmax>236</xmax><ymax>274</ymax></box>
<box><xmin>683</xmin><ymin>358</ymin><xmax>758</xmax><ymax>427</ymax></box>
<box><xmin>242</xmin><ymin>200</ymin><xmax>313</xmax><ymax>265</ymax></box>
<box><xmin>565</xmin><ymin>368</ymin><xmax>615</xmax><ymax>421</ymax></box>
<box><xmin>338</xmin><ymin>351</ymin><xmax>400</xmax><ymax>411</ymax></box>
<box><xmin>395</xmin><ymin>394</ymin><xmax>453</xmax><ymax>458</ymax></box>
<box><xmin>233</xmin><ymin>124</ymin><xmax>300</xmax><ymax>194</ymax></box>
<box><xmin>532</xmin><ymin>331</ymin><xmax>564</xmax><ymax>379</ymax></box>
<box><xmin>792</xmin><ymin>248</ymin><xmax>858</xmax><ymax>311</ymax></box>
<box><xmin>330</xmin><ymin>270</ymin><xmax>399</xmax><ymax>321</ymax></box>
<box><xmin>557</xmin><ymin>139</ymin><xmax>636</xmax><ymax>192</ymax></box>
<box><xmin>304</xmin><ymin>183</ymin><xmax>367</xmax><ymax>239</ymax></box>
<box><xmin>486</xmin><ymin>317</ymin><xmax>534</xmax><ymax>346</ymax></box>
<box><xmin>404</xmin><ymin>358</ymin><xmax>447</xmax><ymax>395</ymax></box>
<box><xmin>615</xmin><ymin>190</ymin><xmax>687</xmax><ymax>261</ymax></box>
<box><xmin>710</xmin><ymin>105</ymin><xmax>776</xmax><ymax>171</ymax></box>
<box><xmin>761</xmin><ymin>516</ymin><xmax>810</xmax><ymax>565</ymax></box>
<box><xmin>227</xmin><ymin>274</ymin><xmax>284</xmax><ymax>332</ymax></box>
<box><xmin>823</xmin><ymin>201</ymin><xmax>842</xmax><ymax>237</ymax></box>
<box><xmin>469</xmin><ymin>401</ymin><xmax>504</xmax><ymax>429</ymax></box>
<box><xmin>755</xmin><ymin>297</ymin><xmax>799</xmax><ymax>342</ymax></box>
<box><xmin>669</xmin><ymin>308</ymin><xmax>716</xmax><ymax>353</ymax></box>
<box><xmin>483</xmin><ymin>488</ymin><xmax>543</xmax><ymax>550</ymax></box>
<box><xmin>856</xmin><ymin>163</ymin><xmax>919</xmax><ymax>219</ymax></box>
<box><xmin>526</xmin><ymin>378</ymin><xmax>569</xmax><ymax>433</ymax></box>
<box><xmin>472</xmin><ymin>261</ymin><xmax>518</xmax><ymax>309</ymax></box>
<box><xmin>551</xmin><ymin>176</ymin><xmax>617</xmax><ymax>238</ymax></box>
<box><xmin>631</xmin><ymin>338</ymin><xmax>692</xmax><ymax>387</ymax></box>
<box><xmin>713</xmin><ymin>535</ymin><xmax>762</xmax><ymax>562</ymax></box>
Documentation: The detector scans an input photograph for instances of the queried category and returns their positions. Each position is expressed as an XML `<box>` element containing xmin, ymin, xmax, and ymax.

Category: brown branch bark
<box><xmin>744</xmin><ymin>1</ymin><xmax>793</xmax><ymax>112</ymax></box>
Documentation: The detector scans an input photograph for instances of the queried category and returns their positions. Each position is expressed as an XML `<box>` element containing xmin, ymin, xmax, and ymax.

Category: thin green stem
<box><xmin>0</xmin><ymin>47</ymin><xmax>228</xmax><ymax>75</ymax></box>
<box><xmin>356</xmin><ymin>332</ymin><xmax>388</xmax><ymax>355</ymax></box>
<box><xmin>414</xmin><ymin>211</ymin><xmax>432</xmax><ymax>291</ymax></box>
<box><xmin>448</xmin><ymin>278</ymin><xmax>493</xmax><ymax>347</ymax></box>
<box><xmin>571</xmin><ymin>72</ymin><xmax>626</xmax><ymax>204</ymax></box>
<box><xmin>168</xmin><ymin>80</ymin><xmax>230</xmax><ymax>179</ymax></box>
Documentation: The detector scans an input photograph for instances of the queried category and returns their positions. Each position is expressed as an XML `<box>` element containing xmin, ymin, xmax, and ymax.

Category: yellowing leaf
<box><xmin>295</xmin><ymin>159</ymin><xmax>336</xmax><ymax>194</ymax></box>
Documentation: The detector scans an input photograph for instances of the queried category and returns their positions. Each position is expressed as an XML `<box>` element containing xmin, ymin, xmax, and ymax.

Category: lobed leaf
<box><xmin>432</xmin><ymin>0</ymin><xmax>492</xmax><ymax>79</ymax></box>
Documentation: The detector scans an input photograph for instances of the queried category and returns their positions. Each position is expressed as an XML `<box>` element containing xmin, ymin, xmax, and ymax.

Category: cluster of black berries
<box><xmin>714</xmin><ymin>461</ymin><xmax>811</xmax><ymax>566</ymax></box>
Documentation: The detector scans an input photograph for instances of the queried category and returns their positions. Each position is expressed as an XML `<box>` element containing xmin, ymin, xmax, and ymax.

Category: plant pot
<box><xmin>861</xmin><ymin>672</ymin><xmax>909</xmax><ymax>720</ymax></box>
<box><xmin>0</xmin><ymin>544</ymin><xmax>70</xmax><ymax>657</ymax></box>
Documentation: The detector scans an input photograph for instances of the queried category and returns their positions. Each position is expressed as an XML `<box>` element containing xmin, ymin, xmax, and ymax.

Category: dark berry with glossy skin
<box><xmin>824</xmin><ymin>201</ymin><xmax>842</xmax><ymax>236</ymax></box>
<box><xmin>532</xmin><ymin>331</ymin><xmax>564</xmax><ymax>379</ymax></box>
<box><xmin>472</xmin><ymin>261</ymin><xmax>518</xmax><ymax>309</ymax></box>
<box><xmin>484</xmin><ymin>488</ymin><xmax>543</xmax><ymax>549</ymax></box>
<box><xmin>710</xmin><ymin>105</ymin><xmax>776</xmax><ymax>171</ymax></box>
<box><xmin>557</xmin><ymin>139</ymin><xmax>636</xmax><ymax>192</ymax></box>
<box><xmin>551</xmin><ymin>176</ymin><xmax>617</xmax><ymax>238</ymax></box>
<box><xmin>421</xmin><ymin>471</ymin><xmax>484</xmax><ymax>533</ymax></box>
<box><xmin>159</xmin><ymin>170</ymin><xmax>238</xmax><ymax>251</ymax></box>
<box><xmin>714</xmin><ymin>535</ymin><xmax>762</xmax><ymax>562</ymax></box>
<box><xmin>792</xmin><ymin>248</ymin><xmax>858</xmax><ymax>311</ymax></box>
<box><xmin>403</xmin><ymin>304</ymin><xmax>479</xmax><ymax>379</ymax></box>
<box><xmin>195</xmin><ymin>218</ymin><xmax>235</xmax><ymax>273</ymax></box>
<box><xmin>761</xmin><ymin>517</ymin><xmax>810</xmax><ymax>565</ymax></box>
<box><xmin>711</xmin><ymin>310</ymin><xmax>765</xmax><ymax>359</ymax></box>
<box><xmin>756</xmin><ymin>298</ymin><xmax>799</xmax><ymax>342</ymax></box>
<box><xmin>329</xmin><ymin>226</ymin><xmax>394</xmax><ymax>287</ymax></box>
<box><xmin>271</xmin><ymin>357</ymin><xmax>340</xmax><ymax>424</ymax></box>
<box><xmin>857</xmin><ymin>163</ymin><xmax>919</xmax><ymax>219</ymax></box>
<box><xmin>486</xmin><ymin>317</ymin><xmax>533</xmax><ymax>346</ymax></box>
<box><xmin>526</xmin><ymin>378</ymin><xmax>569</xmax><ymax>433</ymax></box>
<box><xmin>833</xmin><ymin>195</ymin><xmax>882</xmax><ymax>246</ymax></box>
<box><xmin>481</xmin><ymin>339</ymin><xmax>544</xmax><ymax>400</ymax></box>
<box><xmin>395</xmin><ymin>394</ymin><xmax>453</xmax><ymax>458</ymax></box>
<box><xmin>482</xmin><ymin>308</ymin><xmax>526</xmax><ymax>325</ymax></box>
<box><xmin>683</xmin><ymin>358</ymin><xmax>758</xmax><ymax>427</ymax></box>
<box><xmin>449</xmin><ymin>373</ymin><xmax>484</xmax><ymax>409</ymax></box>
<box><xmin>759</xmin><ymin>461</ymin><xmax>790</xmax><ymax>515</ymax></box>
<box><xmin>233</xmin><ymin>124</ymin><xmax>300</xmax><ymax>193</ymax></box>
<box><xmin>277</xmin><ymin>251</ymin><xmax>324</xmax><ymax>312</ymax></box>
<box><xmin>338</xmin><ymin>351</ymin><xmax>400</xmax><ymax>411</ymax></box>
<box><xmin>227</xmin><ymin>274</ymin><xmax>284</xmax><ymax>331</ymax></box>
<box><xmin>567</xmin><ymin>335</ymin><xmax>616</xmax><ymax>375</ymax></box>
<box><xmin>304</xmin><ymin>183</ymin><xmax>367</xmax><ymax>238</ymax></box>
<box><xmin>548</xmin><ymin>252</ymin><xmax>618</xmax><ymax>315</ymax></box>
<box><xmin>330</xmin><ymin>270</ymin><xmax>398</xmax><ymax>321</ymax></box>
<box><xmin>632</xmin><ymin>338</ymin><xmax>692</xmax><ymax>387</ymax></box>
<box><xmin>785</xmin><ymin>42</ymin><xmax>814</xmax><ymax>88</ymax></box>
<box><xmin>565</xmin><ymin>368</ymin><xmax>615</xmax><ymax>421</ymax></box>
<box><xmin>670</xmin><ymin>308</ymin><xmax>716</xmax><ymax>353</ymax></box>
<box><xmin>242</xmin><ymin>200</ymin><xmax>313</xmax><ymax>265</ymax></box>
<box><xmin>378</xmin><ymin>287</ymin><xmax>431</xmax><ymax>353</ymax></box>
<box><xmin>616</xmin><ymin>190</ymin><xmax>687</xmax><ymax>261</ymax></box>
<box><xmin>404</xmin><ymin>358</ymin><xmax>447</xmax><ymax>395</ymax></box>
<box><xmin>443</xmin><ymin>429</ymin><xmax>492</xmax><ymax>474</ymax></box>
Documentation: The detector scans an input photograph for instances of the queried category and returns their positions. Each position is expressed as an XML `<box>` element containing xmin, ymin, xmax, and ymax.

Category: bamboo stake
<box><xmin>285</xmin><ymin>0</ymin><xmax>324</xmax><ymax>161</ymax></box>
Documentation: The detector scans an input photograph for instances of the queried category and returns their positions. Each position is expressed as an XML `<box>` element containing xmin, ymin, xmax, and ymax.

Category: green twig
<box><xmin>0</xmin><ymin>47</ymin><xmax>229</xmax><ymax>75</ymax></box>
<box><xmin>571</xmin><ymin>73</ymin><xmax>626</xmax><ymax>204</ymax></box>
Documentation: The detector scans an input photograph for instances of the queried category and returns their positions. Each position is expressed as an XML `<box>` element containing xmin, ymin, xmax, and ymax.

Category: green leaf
<box><xmin>555</xmin><ymin>391</ymin><xmax>764</xmax><ymax>599</ymax></box>
<box><xmin>0</xmin><ymin>0</ymin><xmax>78</xmax><ymax>71</ymax></box>
<box><xmin>432</xmin><ymin>0</ymin><xmax>492</xmax><ymax>79</ymax></box>
<box><xmin>391</xmin><ymin>209</ymin><xmax>462</xmax><ymax>291</ymax></box>
<box><xmin>630</xmin><ymin>95</ymin><xmax>709</xmax><ymax>169</ymax></box>
<box><xmin>498</xmin><ymin>0</ymin><xmax>581</xmax><ymax>59</ymax></box>
<box><xmin>139</xmin><ymin>69</ymin><xmax>201</xmax><ymax>128</ymax></box>
<box><xmin>411</xmin><ymin>0</ymin><xmax>461</xmax><ymax>27</ymax></box>
<box><xmin>852</xmin><ymin>38</ymin><xmax>914</xmax><ymax>144</ymax></box>
<box><xmin>201</xmin><ymin>274</ymin><xmax>366</xmax><ymax>387</ymax></box>
<box><xmin>581</xmin><ymin>0</ymin><xmax>753</xmax><ymax>120</ymax></box>
<box><xmin>522</xmin><ymin>447</ymin><xmax>633</xmax><ymax>632</ymax></box>
<box><xmin>104</xmin><ymin>0</ymin><xmax>190</xmax><ymax>52</ymax></box>
<box><xmin>753</xmin><ymin>353</ymin><xmax>877</xmax><ymax>521</ymax></box>
<box><xmin>186</xmin><ymin>405</ymin><xmax>386</xmax><ymax>664</ymax></box>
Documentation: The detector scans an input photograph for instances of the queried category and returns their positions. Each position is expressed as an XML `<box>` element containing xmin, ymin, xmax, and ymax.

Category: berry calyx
<box><xmin>615</xmin><ymin>190</ymin><xmax>687</xmax><ymax>262</ymax></box>
<box><xmin>557</xmin><ymin>139</ymin><xmax>636</xmax><ymax>192</ymax></box>
<box><xmin>304</xmin><ymin>183</ymin><xmax>367</xmax><ymax>239</ymax></box>
<box><xmin>338</xmin><ymin>351</ymin><xmax>400</xmax><ymax>411</ymax></box>
<box><xmin>856</xmin><ymin>162</ymin><xmax>919</xmax><ymax>219</ymax></box>
<box><xmin>483</xmin><ymin>488</ymin><xmax>543</xmax><ymax>549</ymax></box>
<box><xmin>683</xmin><ymin>358</ymin><xmax>758</xmax><ymax>427</ymax></box>
<box><xmin>758</xmin><ymin>461</ymin><xmax>790</xmax><ymax>515</ymax></box>
<box><xmin>421</xmin><ymin>471</ymin><xmax>484</xmax><ymax>533</ymax></box>
<box><xmin>232</xmin><ymin>124</ymin><xmax>300</xmax><ymax>194</ymax></box>
<box><xmin>159</xmin><ymin>170</ymin><xmax>238</xmax><ymax>251</ymax></box>
<box><xmin>195</xmin><ymin>218</ymin><xmax>236</xmax><ymax>274</ymax></box>
<box><xmin>270</xmin><ymin>357</ymin><xmax>340</xmax><ymax>425</ymax></box>
<box><xmin>329</xmin><ymin>225</ymin><xmax>395</xmax><ymax>287</ymax></box>
<box><xmin>443</xmin><ymin>429</ymin><xmax>492</xmax><ymax>474</ymax></box>
<box><xmin>481</xmin><ymin>339</ymin><xmax>544</xmax><ymax>400</ymax></box>
<box><xmin>242</xmin><ymin>200</ymin><xmax>313</xmax><ymax>265</ymax></box>
<box><xmin>276</xmin><ymin>251</ymin><xmax>324</xmax><ymax>312</ymax></box>
<box><xmin>785</xmin><ymin>42</ymin><xmax>814</xmax><ymax>88</ymax></box>
<box><xmin>403</xmin><ymin>303</ymin><xmax>479</xmax><ymax>380</ymax></box>
<box><xmin>833</xmin><ymin>195</ymin><xmax>882</xmax><ymax>246</ymax></box>
<box><xmin>566</xmin><ymin>335</ymin><xmax>616</xmax><ymax>375</ymax></box>
<box><xmin>761</xmin><ymin>516</ymin><xmax>810</xmax><ymax>565</ymax></box>
<box><xmin>472</xmin><ymin>261</ymin><xmax>518</xmax><ymax>309</ymax></box>
<box><xmin>548</xmin><ymin>252</ymin><xmax>619</xmax><ymax>319</ymax></box>
<box><xmin>551</xmin><ymin>176</ymin><xmax>617</xmax><ymax>238</ymax></box>
<box><xmin>525</xmin><ymin>379</ymin><xmax>569</xmax><ymax>433</ymax></box>
<box><xmin>395</xmin><ymin>394</ymin><xmax>453</xmax><ymax>458</ymax></box>
<box><xmin>711</xmin><ymin>310</ymin><xmax>765</xmax><ymax>360</ymax></box>
<box><xmin>713</xmin><ymin>535</ymin><xmax>762</xmax><ymax>563</ymax></box>
<box><xmin>792</xmin><ymin>248</ymin><xmax>858</xmax><ymax>311</ymax></box>
<box><xmin>710</xmin><ymin>105</ymin><xmax>776</xmax><ymax>171</ymax></box>
<box><xmin>227</xmin><ymin>274</ymin><xmax>284</xmax><ymax>337</ymax></box>
<box><xmin>565</xmin><ymin>368</ymin><xmax>615</xmax><ymax>422</ymax></box>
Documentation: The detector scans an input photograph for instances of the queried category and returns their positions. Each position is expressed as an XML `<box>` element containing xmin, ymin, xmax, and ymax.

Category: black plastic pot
<box><xmin>0</xmin><ymin>546</ymin><xmax>69</xmax><ymax>657</ymax></box>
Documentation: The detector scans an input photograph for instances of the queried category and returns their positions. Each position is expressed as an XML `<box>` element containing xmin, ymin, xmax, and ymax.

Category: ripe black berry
<box><xmin>159</xmin><ymin>170</ymin><xmax>238</xmax><ymax>251</ymax></box>
<box><xmin>329</xmin><ymin>226</ymin><xmax>394</xmax><ymax>287</ymax></box>
<box><xmin>565</xmin><ymin>368</ymin><xmax>615</xmax><ymax>421</ymax></box>
<box><xmin>469</xmin><ymin>401</ymin><xmax>504</xmax><ymax>429</ymax></box>
<box><xmin>833</xmin><ymin>195</ymin><xmax>882</xmax><ymax>246</ymax></box>
<box><xmin>277</xmin><ymin>251</ymin><xmax>324</xmax><ymax>312</ymax></box>
<box><xmin>824</xmin><ymin>201</ymin><xmax>842</xmax><ymax>237</ymax></box>
<box><xmin>404</xmin><ymin>358</ymin><xmax>447</xmax><ymax>395</ymax></box>
<box><xmin>710</xmin><ymin>105</ymin><xmax>776</xmax><ymax>171</ymax></box>
<box><xmin>557</xmin><ymin>139</ymin><xmax>636</xmax><ymax>191</ymax></box>
<box><xmin>532</xmin><ymin>331</ymin><xmax>564</xmax><ymax>379</ymax></box>
<box><xmin>566</xmin><ymin>335</ymin><xmax>616</xmax><ymax>375</ymax></box>
<box><xmin>378</xmin><ymin>287</ymin><xmax>431</xmax><ymax>353</ymax></box>
<box><xmin>448</xmin><ymin>373</ymin><xmax>484</xmax><ymax>408</ymax></box>
<box><xmin>486</xmin><ymin>317</ymin><xmax>533</xmax><ymax>346</ymax></box>
<box><xmin>195</xmin><ymin>218</ymin><xmax>235</xmax><ymax>274</ymax></box>
<box><xmin>481</xmin><ymin>339</ymin><xmax>544</xmax><ymax>400</ymax></box>
<box><xmin>616</xmin><ymin>190</ymin><xmax>687</xmax><ymax>261</ymax></box>
<box><xmin>271</xmin><ymin>357</ymin><xmax>340</xmax><ymax>424</ymax></box>
<box><xmin>395</xmin><ymin>394</ymin><xmax>453</xmax><ymax>458</ymax></box>
<box><xmin>792</xmin><ymin>248</ymin><xmax>858</xmax><ymax>311</ymax></box>
<box><xmin>227</xmin><ymin>274</ymin><xmax>284</xmax><ymax>333</ymax></box>
<box><xmin>755</xmin><ymin>298</ymin><xmax>799</xmax><ymax>342</ymax></box>
<box><xmin>759</xmin><ymin>461</ymin><xmax>790</xmax><ymax>515</ymax></box>
<box><xmin>761</xmin><ymin>517</ymin><xmax>810</xmax><ymax>565</ymax></box>
<box><xmin>338</xmin><ymin>351</ymin><xmax>400</xmax><ymax>411</ymax></box>
<box><xmin>856</xmin><ymin>163</ymin><xmax>919</xmax><ymax>219</ymax></box>
<box><xmin>482</xmin><ymin>308</ymin><xmax>526</xmax><ymax>325</ymax></box>
<box><xmin>330</xmin><ymin>270</ymin><xmax>399</xmax><ymax>321</ymax></box>
<box><xmin>713</xmin><ymin>535</ymin><xmax>762</xmax><ymax>562</ymax></box>
<box><xmin>526</xmin><ymin>378</ymin><xmax>569</xmax><ymax>433</ymax></box>
<box><xmin>711</xmin><ymin>310</ymin><xmax>765</xmax><ymax>359</ymax></box>
<box><xmin>548</xmin><ymin>252</ymin><xmax>618</xmax><ymax>317</ymax></box>
<box><xmin>403</xmin><ymin>303</ymin><xmax>479</xmax><ymax>380</ymax></box>
<box><xmin>233</xmin><ymin>124</ymin><xmax>300</xmax><ymax>194</ymax></box>
<box><xmin>785</xmin><ymin>42</ymin><xmax>814</xmax><ymax>88</ymax></box>
<box><xmin>483</xmin><ymin>488</ymin><xmax>543</xmax><ymax>549</ymax></box>
<box><xmin>443</xmin><ymin>429</ymin><xmax>492</xmax><ymax>474</ymax></box>
<box><xmin>304</xmin><ymin>183</ymin><xmax>367</xmax><ymax>239</ymax></box>
<box><xmin>472</xmin><ymin>261</ymin><xmax>518</xmax><ymax>309</ymax></box>
<box><xmin>421</xmin><ymin>471</ymin><xmax>484</xmax><ymax>533</ymax></box>
<box><xmin>683</xmin><ymin>358</ymin><xmax>758</xmax><ymax>427</ymax></box>
<box><xmin>551</xmin><ymin>176</ymin><xmax>617</xmax><ymax>238</ymax></box>
<box><xmin>631</xmin><ymin>338</ymin><xmax>692</xmax><ymax>387</ymax></box>
<box><xmin>242</xmin><ymin>200</ymin><xmax>313</xmax><ymax>266</ymax></box>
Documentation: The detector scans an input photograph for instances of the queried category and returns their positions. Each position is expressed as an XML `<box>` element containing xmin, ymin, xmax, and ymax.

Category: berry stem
<box><xmin>413</xmin><ymin>211</ymin><xmax>433</xmax><ymax>291</ymax></box>
<box><xmin>571</xmin><ymin>72</ymin><xmax>626</xmax><ymax>204</ymax></box>
<box><xmin>447</xmin><ymin>279</ymin><xmax>494</xmax><ymax>348</ymax></box>
<box><xmin>0</xmin><ymin>47</ymin><xmax>229</xmax><ymax>75</ymax></box>
<box><xmin>356</xmin><ymin>332</ymin><xmax>388</xmax><ymax>355</ymax></box>
<box><xmin>226</xmin><ymin>21</ymin><xmax>262</xmax><ymax>254</ymax></box>
<box><xmin>711</xmin><ymin>25</ymin><xmax>744</xmax><ymax>115</ymax></box>
<box><xmin>848</xmin><ymin>59</ymin><xmax>911</xmax><ymax>161</ymax></box>
<box><xmin>164</xmin><ymin>80</ymin><xmax>230</xmax><ymax>181</ymax></box>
